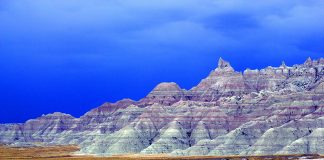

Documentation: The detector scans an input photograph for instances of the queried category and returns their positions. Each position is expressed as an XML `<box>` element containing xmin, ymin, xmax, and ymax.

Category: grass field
<box><xmin>0</xmin><ymin>145</ymin><xmax>322</xmax><ymax>160</ymax></box>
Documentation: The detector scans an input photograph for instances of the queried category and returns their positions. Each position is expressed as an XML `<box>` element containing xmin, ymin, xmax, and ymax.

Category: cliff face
<box><xmin>0</xmin><ymin>57</ymin><xmax>323</xmax><ymax>156</ymax></box>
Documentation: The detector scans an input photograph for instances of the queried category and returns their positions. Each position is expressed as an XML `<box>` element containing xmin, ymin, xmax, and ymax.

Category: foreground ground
<box><xmin>0</xmin><ymin>145</ymin><xmax>323</xmax><ymax>160</ymax></box>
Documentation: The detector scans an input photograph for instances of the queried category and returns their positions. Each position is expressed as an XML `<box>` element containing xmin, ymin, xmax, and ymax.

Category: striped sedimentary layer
<box><xmin>0</xmin><ymin>57</ymin><xmax>323</xmax><ymax>156</ymax></box>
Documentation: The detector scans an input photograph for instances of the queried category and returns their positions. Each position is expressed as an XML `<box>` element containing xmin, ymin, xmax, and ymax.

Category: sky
<box><xmin>0</xmin><ymin>0</ymin><xmax>324</xmax><ymax>123</ymax></box>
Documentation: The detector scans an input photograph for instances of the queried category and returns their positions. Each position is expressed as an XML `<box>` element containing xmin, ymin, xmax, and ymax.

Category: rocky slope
<box><xmin>0</xmin><ymin>57</ymin><xmax>323</xmax><ymax>156</ymax></box>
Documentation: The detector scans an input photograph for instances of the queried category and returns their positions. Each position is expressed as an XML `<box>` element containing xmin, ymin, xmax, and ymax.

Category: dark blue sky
<box><xmin>0</xmin><ymin>0</ymin><xmax>323</xmax><ymax>123</ymax></box>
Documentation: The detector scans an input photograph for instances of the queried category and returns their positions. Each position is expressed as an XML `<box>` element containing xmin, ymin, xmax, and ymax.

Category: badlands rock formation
<box><xmin>0</xmin><ymin>57</ymin><xmax>323</xmax><ymax>156</ymax></box>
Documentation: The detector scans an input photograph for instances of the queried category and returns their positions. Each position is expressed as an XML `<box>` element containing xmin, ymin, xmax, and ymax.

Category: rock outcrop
<box><xmin>139</xmin><ymin>82</ymin><xmax>186</xmax><ymax>106</ymax></box>
<box><xmin>0</xmin><ymin>57</ymin><xmax>323</xmax><ymax>156</ymax></box>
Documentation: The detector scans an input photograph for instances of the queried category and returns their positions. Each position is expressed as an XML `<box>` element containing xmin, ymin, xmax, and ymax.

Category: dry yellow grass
<box><xmin>0</xmin><ymin>145</ymin><xmax>322</xmax><ymax>160</ymax></box>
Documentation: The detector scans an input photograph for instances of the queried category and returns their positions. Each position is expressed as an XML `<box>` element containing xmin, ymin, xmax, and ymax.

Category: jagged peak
<box><xmin>304</xmin><ymin>57</ymin><xmax>313</xmax><ymax>66</ymax></box>
<box><xmin>280</xmin><ymin>61</ymin><xmax>287</xmax><ymax>68</ymax></box>
<box><xmin>319</xmin><ymin>58</ymin><xmax>324</xmax><ymax>65</ymax></box>
<box><xmin>216</xmin><ymin>57</ymin><xmax>234</xmax><ymax>72</ymax></box>
<box><xmin>218</xmin><ymin>57</ymin><xmax>230</xmax><ymax>68</ymax></box>
<box><xmin>306</xmin><ymin>57</ymin><xmax>312</xmax><ymax>61</ymax></box>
